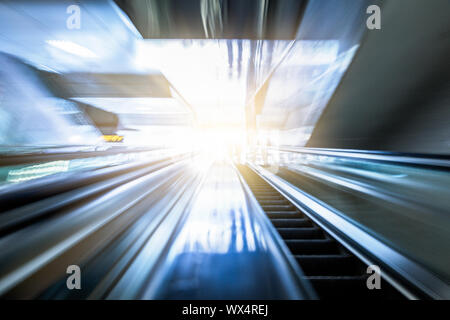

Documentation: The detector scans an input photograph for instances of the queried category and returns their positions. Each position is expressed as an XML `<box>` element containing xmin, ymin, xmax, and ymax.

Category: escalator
<box><xmin>238</xmin><ymin>164</ymin><xmax>405</xmax><ymax>300</ymax></box>
<box><xmin>0</xmin><ymin>158</ymin><xmax>316</xmax><ymax>299</ymax></box>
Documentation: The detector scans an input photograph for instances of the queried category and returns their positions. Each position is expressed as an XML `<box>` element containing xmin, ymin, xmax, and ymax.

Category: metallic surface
<box><xmin>0</xmin><ymin>154</ymin><xmax>314</xmax><ymax>299</ymax></box>
<box><xmin>147</xmin><ymin>161</ymin><xmax>312</xmax><ymax>299</ymax></box>
<box><xmin>248</xmin><ymin>148</ymin><xmax>450</xmax><ymax>298</ymax></box>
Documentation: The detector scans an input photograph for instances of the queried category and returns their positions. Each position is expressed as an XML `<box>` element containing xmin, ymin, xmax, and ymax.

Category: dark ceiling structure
<box><xmin>115</xmin><ymin>0</ymin><xmax>307</xmax><ymax>39</ymax></box>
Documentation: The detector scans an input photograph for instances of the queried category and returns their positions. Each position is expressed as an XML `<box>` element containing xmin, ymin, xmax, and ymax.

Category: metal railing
<box><xmin>247</xmin><ymin>147</ymin><xmax>450</xmax><ymax>299</ymax></box>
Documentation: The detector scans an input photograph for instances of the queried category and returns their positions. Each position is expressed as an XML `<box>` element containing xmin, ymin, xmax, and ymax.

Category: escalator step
<box><xmin>303</xmin><ymin>276</ymin><xmax>370</xmax><ymax>299</ymax></box>
<box><xmin>294</xmin><ymin>255</ymin><xmax>364</xmax><ymax>276</ymax></box>
<box><xmin>238</xmin><ymin>165</ymin><xmax>405</xmax><ymax>300</ymax></box>
<box><xmin>267</xmin><ymin>212</ymin><xmax>303</xmax><ymax>219</ymax></box>
<box><xmin>285</xmin><ymin>239</ymin><xmax>340</xmax><ymax>254</ymax></box>
<box><xmin>277</xmin><ymin>227</ymin><xmax>324</xmax><ymax>239</ymax></box>
<box><xmin>254</xmin><ymin>193</ymin><xmax>281</xmax><ymax>197</ymax></box>
<box><xmin>256</xmin><ymin>196</ymin><xmax>284</xmax><ymax>200</ymax></box>
<box><xmin>261</xmin><ymin>204</ymin><xmax>295</xmax><ymax>211</ymax></box>
<box><xmin>259</xmin><ymin>199</ymin><xmax>289</xmax><ymax>206</ymax></box>
<box><xmin>258</xmin><ymin>199</ymin><xmax>289</xmax><ymax>205</ymax></box>
<box><xmin>271</xmin><ymin>218</ymin><xmax>312</xmax><ymax>228</ymax></box>
<box><xmin>253</xmin><ymin>191</ymin><xmax>279</xmax><ymax>194</ymax></box>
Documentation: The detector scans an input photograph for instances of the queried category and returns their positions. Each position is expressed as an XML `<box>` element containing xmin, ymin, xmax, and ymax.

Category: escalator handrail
<box><xmin>234</xmin><ymin>163</ymin><xmax>318</xmax><ymax>300</ymax></box>
<box><xmin>0</xmin><ymin>152</ymin><xmax>191</xmax><ymax>212</ymax></box>
<box><xmin>0</xmin><ymin>159</ymin><xmax>191</xmax><ymax>296</ymax></box>
<box><xmin>248</xmin><ymin>162</ymin><xmax>450</xmax><ymax>300</ymax></box>
<box><xmin>0</xmin><ymin>146</ymin><xmax>168</xmax><ymax>166</ymax></box>
<box><xmin>269</xmin><ymin>146</ymin><xmax>450</xmax><ymax>169</ymax></box>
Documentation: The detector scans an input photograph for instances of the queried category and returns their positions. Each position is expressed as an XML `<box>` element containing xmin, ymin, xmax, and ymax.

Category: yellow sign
<box><xmin>102</xmin><ymin>135</ymin><xmax>124</xmax><ymax>142</ymax></box>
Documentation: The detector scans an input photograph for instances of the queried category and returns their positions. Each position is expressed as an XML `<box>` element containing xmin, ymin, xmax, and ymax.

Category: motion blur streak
<box><xmin>0</xmin><ymin>0</ymin><xmax>449</xmax><ymax>300</ymax></box>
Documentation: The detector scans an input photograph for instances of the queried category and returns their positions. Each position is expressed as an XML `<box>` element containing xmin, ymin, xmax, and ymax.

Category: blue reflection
<box><xmin>170</xmin><ymin>163</ymin><xmax>263</xmax><ymax>254</ymax></box>
<box><xmin>151</xmin><ymin>161</ymin><xmax>304</xmax><ymax>299</ymax></box>
<box><xmin>257</xmin><ymin>0</ymin><xmax>370</xmax><ymax>146</ymax></box>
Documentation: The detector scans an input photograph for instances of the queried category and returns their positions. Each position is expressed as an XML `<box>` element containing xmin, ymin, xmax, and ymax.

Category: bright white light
<box><xmin>189</xmin><ymin>126</ymin><xmax>247</xmax><ymax>168</ymax></box>
<box><xmin>136</xmin><ymin>40</ymin><xmax>250</xmax><ymax>125</ymax></box>
<box><xmin>46</xmin><ymin>40</ymin><xmax>97</xmax><ymax>58</ymax></box>
<box><xmin>71</xmin><ymin>97</ymin><xmax>189</xmax><ymax>115</ymax></box>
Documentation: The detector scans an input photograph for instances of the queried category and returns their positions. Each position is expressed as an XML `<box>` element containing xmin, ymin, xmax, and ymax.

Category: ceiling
<box><xmin>0</xmin><ymin>0</ymin><xmax>292</xmax><ymax>126</ymax></box>
<box><xmin>115</xmin><ymin>0</ymin><xmax>307</xmax><ymax>39</ymax></box>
